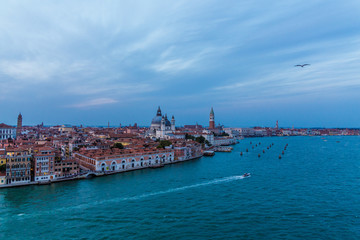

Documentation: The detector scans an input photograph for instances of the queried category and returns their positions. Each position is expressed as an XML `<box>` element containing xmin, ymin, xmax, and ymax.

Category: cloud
<box><xmin>0</xmin><ymin>0</ymin><xmax>360</xmax><ymax>126</ymax></box>
<box><xmin>68</xmin><ymin>98</ymin><xmax>118</xmax><ymax>108</ymax></box>
<box><xmin>0</xmin><ymin>60</ymin><xmax>60</xmax><ymax>81</ymax></box>
<box><xmin>150</xmin><ymin>48</ymin><xmax>225</xmax><ymax>74</ymax></box>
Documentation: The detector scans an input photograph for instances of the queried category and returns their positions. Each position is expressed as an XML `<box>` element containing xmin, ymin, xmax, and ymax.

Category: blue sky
<box><xmin>0</xmin><ymin>0</ymin><xmax>360</xmax><ymax>128</ymax></box>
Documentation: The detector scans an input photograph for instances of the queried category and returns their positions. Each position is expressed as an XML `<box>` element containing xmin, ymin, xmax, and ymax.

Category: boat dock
<box><xmin>214</xmin><ymin>146</ymin><xmax>233</xmax><ymax>152</ymax></box>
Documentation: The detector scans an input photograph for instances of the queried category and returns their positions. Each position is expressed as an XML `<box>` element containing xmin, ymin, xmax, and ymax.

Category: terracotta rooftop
<box><xmin>0</xmin><ymin>123</ymin><xmax>15</xmax><ymax>129</ymax></box>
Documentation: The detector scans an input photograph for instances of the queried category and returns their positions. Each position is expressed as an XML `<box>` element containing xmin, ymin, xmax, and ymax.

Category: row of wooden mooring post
<box><xmin>278</xmin><ymin>143</ymin><xmax>288</xmax><ymax>159</ymax></box>
<box><xmin>240</xmin><ymin>141</ymin><xmax>275</xmax><ymax>157</ymax></box>
<box><xmin>240</xmin><ymin>141</ymin><xmax>288</xmax><ymax>159</ymax></box>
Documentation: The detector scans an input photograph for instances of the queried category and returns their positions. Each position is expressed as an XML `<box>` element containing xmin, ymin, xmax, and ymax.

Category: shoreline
<box><xmin>0</xmin><ymin>154</ymin><xmax>203</xmax><ymax>189</ymax></box>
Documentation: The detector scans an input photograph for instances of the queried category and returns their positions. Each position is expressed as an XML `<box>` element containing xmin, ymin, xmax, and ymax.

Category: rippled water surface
<box><xmin>1</xmin><ymin>136</ymin><xmax>360</xmax><ymax>239</ymax></box>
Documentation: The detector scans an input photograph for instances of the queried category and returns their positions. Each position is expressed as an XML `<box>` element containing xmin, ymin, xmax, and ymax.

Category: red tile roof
<box><xmin>0</xmin><ymin>123</ymin><xmax>15</xmax><ymax>129</ymax></box>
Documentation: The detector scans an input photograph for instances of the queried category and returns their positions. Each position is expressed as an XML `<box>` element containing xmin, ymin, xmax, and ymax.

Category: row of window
<box><xmin>8</xmin><ymin>170</ymin><xmax>30</xmax><ymax>176</ymax></box>
<box><xmin>55</xmin><ymin>167</ymin><xmax>77</xmax><ymax>172</ymax></box>
<box><xmin>7</xmin><ymin>177</ymin><xmax>30</xmax><ymax>183</ymax></box>
<box><xmin>36</xmin><ymin>157</ymin><xmax>51</xmax><ymax>161</ymax></box>
<box><xmin>7</xmin><ymin>163</ymin><xmax>30</xmax><ymax>168</ymax></box>
<box><xmin>0</xmin><ymin>129</ymin><xmax>15</xmax><ymax>134</ymax></box>
<box><xmin>8</xmin><ymin>158</ymin><xmax>30</xmax><ymax>162</ymax></box>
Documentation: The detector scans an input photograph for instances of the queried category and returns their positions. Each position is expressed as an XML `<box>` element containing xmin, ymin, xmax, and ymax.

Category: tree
<box><xmin>185</xmin><ymin>134</ymin><xmax>195</xmax><ymax>140</ymax></box>
<box><xmin>195</xmin><ymin>136</ymin><xmax>206</xmax><ymax>144</ymax></box>
<box><xmin>113</xmin><ymin>142</ymin><xmax>124</xmax><ymax>149</ymax></box>
<box><xmin>157</xmin><ymin>140</ymin><xmax>172</xmax><ymax>149</ymax></box>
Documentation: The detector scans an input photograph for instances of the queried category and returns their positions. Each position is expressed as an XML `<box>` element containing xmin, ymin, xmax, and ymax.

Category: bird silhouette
<box><xmin>295</xmin><ymin>64</ymin><xmax>310</xmax><ymax>67</ymax></box>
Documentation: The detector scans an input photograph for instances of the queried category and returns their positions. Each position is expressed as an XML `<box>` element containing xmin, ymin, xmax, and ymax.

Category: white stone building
<box><xmin>148</xmin><ymin>107</ymin><xmax>175</xmax><ymax>139</ymax></box>
<box><xmin>0</xmin><ymin>123</ymin><xmax>16</xmax><ymax>140</ymax></box>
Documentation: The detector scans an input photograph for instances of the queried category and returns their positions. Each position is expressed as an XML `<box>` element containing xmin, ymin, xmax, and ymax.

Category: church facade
<box><xmin>148</xmin><ymin>107</ymin><xmax>175</xmax><ymax>139</ymax></box>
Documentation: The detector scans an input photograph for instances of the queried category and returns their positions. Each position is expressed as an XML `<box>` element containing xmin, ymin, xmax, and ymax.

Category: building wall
<box><xmin>34</xmin><ymin>150</ymin><xmax>55</xmax><ymax>182</ymax></box>
<box><xmin>54</xmin><ymin>159</ymin><xmax>79</xmax><ymax>178</ymax></box>
<box><xmin>75</xmin><ymin>151</ymin><xmax>175</xmax><ymax>172</ymax></box>
<box><xmin>5</xmin><ymin>151</ymin><xmax>31</xmax><ymax>184</ymax></box>
<box><xmin>0</xmin><ymin>127</ymin><xmax>16</xmax><ymax>140</ymax></box>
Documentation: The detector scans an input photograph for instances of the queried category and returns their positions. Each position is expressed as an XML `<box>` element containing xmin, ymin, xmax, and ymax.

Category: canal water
<box><xmin>1</xmin><ymin>136</ymin><xmax>360</xmax><ymax>239</ymax></box>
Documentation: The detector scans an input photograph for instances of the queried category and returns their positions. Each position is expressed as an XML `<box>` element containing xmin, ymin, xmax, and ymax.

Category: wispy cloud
<box><xmin>0</xmin><ymin>0</ymin><xmax>360</xmax><ymax>126</ymax></box>
<box><xmin>0</xmin><ymin>60</ymin><xmax>60</xmax><ymax>81</ymax></box>
<box><xmin>69</xmin><ymin>98</ymin><xmax>118</xmax><ymax>108</ymax></box>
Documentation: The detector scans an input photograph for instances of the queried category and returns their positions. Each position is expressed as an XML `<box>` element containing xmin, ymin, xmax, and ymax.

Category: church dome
<box><xmin>165</xmin><ymin>119</ymin><xmax>171</xmax><ymax>126</ymax></box>
<box><xmin>151</xmin><ymin>116</ymin><xmax>162</xmax><ymax>125</ymax></box>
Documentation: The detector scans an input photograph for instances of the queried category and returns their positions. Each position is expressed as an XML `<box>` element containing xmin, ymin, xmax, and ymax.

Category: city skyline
<box><xmin>1</xmin><ymin>1</ymin><xmax>360</xmax><ymax>127</ymax></box>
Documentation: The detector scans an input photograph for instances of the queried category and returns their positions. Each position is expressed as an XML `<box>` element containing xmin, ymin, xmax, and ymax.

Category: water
<box><xmin>1</xmin><ymin>136</ymin><xmax>360</xmax><ymax>239</ymax></box>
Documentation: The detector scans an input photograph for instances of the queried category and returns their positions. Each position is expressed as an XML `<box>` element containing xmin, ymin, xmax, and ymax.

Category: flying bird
<box><xmin>295</xmin><ymin>64</ymin><xmax>310</xmax><ymax>67</ymax></box>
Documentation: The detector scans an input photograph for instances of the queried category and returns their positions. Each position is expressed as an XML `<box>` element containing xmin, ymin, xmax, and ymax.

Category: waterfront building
<box><xmin>75</xmin><ymin>148</ymin><xmax>174</xmax><ymax>172</ymax></box>
<box><xmin>174</xmin><ymin>144</ymin><xmax>202</xmax><ymax>161</ymax></box>
<box><xmin>33</xmin><ymin>147</ymin><xmax>56</xmax><ymax>182</ymax></box>
<box><xmin>0</xmin><ymin>123</ymin><xmax>16</xmax><ymax>140</ymax></box>
<box><xmin>148</xmin><ymin>106</ymin><xmax>176</xmax><ymax>139</ymax></box>
<box><xmin>209</xmin><ymin>107</ymin><xmax>215</xmax><ymax>129</ymax></box>
<box><xmin>5</xmin><ymin>147</ymin><xmax>32</xmax><ymax>184</ymax></box>
<box><xmin>17</xmin><ymin>113</ymin><xmax>22</xmax><ymax>137</ymax></box>
<box><xmin>213</xmin><ymin>137</ymin><xmax>236</xmax><ymax>146</ymax></box>
<box><xmin>54</xmin><ymin>158</ymin><xmax>79</xmax><ymax>178</ymax></box>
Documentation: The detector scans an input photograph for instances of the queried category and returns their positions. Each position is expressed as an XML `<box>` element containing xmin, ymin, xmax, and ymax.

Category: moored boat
<box><xmin>203</xmin><ymin>151</ymin><xmax>215</xmax><ymax>156</ymax></box>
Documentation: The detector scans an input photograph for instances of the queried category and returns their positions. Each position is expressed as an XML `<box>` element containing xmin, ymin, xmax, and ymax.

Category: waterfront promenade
<box><xmin>0</xmin><ymin>153</ymin><xmax>203</xmax><ymax>189</ymax></box>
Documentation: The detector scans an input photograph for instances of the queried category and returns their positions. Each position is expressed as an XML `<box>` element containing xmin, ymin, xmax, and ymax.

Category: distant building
<box><xmin>0</xmin><ymin>123</ymin><xmax>16</xmax><ymax>140</ymax></box>
<box><xmin>148</xmin><ymin>106</ymin><xmax>175</xmax><ymax>139</ymax></box>
<box><xmin>59</xmin><ymin>124</ymin><xmax>74</xmax><ymax>133</ymax></box>
<box><xmin>17</xmin><ymin>113</ymin><xmax>22</xmax><ymax>137</ymax></box>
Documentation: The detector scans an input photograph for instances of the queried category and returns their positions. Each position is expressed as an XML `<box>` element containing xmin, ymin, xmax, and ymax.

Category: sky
<box><xmin>0</xmin><ymin>0</ymin><xmax>360</xmax><ymax>128</ymax></box>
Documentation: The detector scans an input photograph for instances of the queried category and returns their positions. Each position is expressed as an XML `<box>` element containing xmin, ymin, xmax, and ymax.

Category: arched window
<box><xmin>111</xmin><ymin>162</ymin><xmax>116</xmax><ymax>171</ymax></box>
<box><xmin>101</xmin><ymin>163</ymin><xmax>106</xmax><ymax>172</ymax></box>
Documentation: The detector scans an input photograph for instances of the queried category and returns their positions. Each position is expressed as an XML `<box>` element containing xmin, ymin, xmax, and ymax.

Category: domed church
<box><xmin>148</xmin><ymin>106</ymin><xmax>175</xmax><ymax>139</ymax></box>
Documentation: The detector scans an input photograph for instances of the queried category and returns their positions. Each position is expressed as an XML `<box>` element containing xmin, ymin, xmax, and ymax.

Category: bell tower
<box><xmin>16</xmin><ymin>113</ymin><xmax>22</xmax><ymax>138</ymax></box>
<box><xmin>171</xmin><ymin>115</ymin><xmax>175</xmax><ymax>131</ymax></box>
<box><xmin>209</xmin><ymin>107</ymin><xmax>215</xmax><ymax>129</ymax></box>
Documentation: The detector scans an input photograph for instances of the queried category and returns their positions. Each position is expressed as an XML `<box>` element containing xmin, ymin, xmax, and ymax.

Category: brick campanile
<box><xmin>209</xmin><ymin>107</ymin><xmax>215</xmax><ymax>129</ymax></box>
<box><xmin>16</xmin><ymin>113</ymin><xmax>22</xmax><ymax>137</ymax></box>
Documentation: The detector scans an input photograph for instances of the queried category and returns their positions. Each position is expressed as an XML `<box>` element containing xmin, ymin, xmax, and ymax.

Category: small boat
<box><xmin>203</xmin><ymin>151</ymin><xmax>215</xmax><ymax>156</ymax></box>
<box><xmin>242</xmin><ymin>173</ymin><xmax>251</xmax><ymax>178</ymax></box>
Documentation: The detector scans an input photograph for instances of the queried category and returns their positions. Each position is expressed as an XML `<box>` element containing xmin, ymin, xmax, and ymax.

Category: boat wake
<box><xmin>120</xmin><ymin>175</ymin><xmax>245</xmax><ymax>201</ymax></box>
<box><xmin>13</xmin><ymin>175</ymin><xmax>246</xmax><ymax>219</ymax></box>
